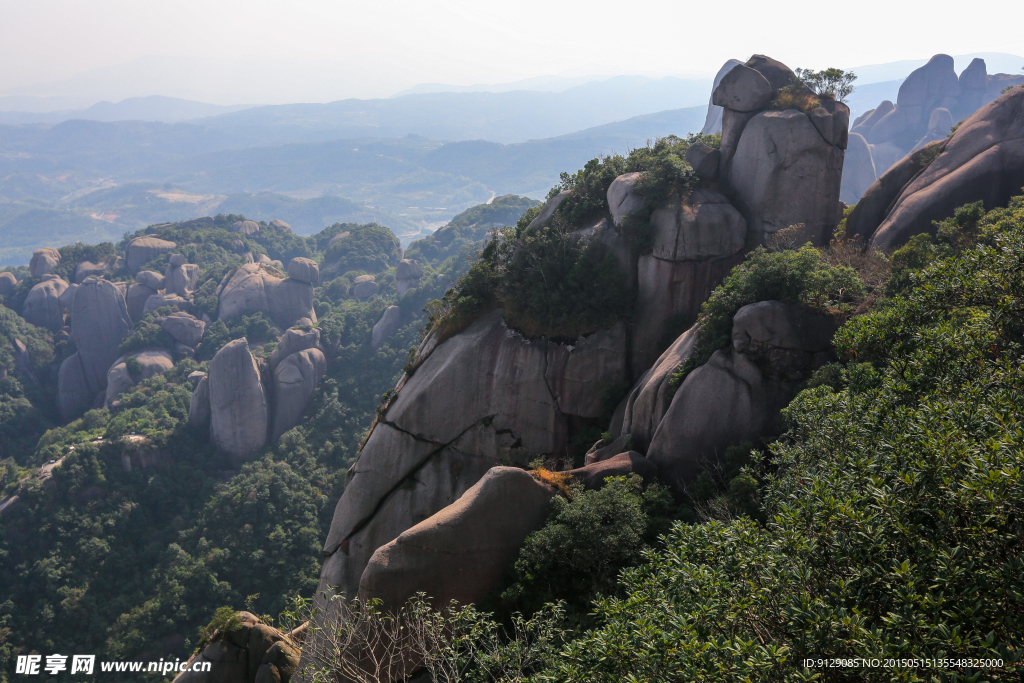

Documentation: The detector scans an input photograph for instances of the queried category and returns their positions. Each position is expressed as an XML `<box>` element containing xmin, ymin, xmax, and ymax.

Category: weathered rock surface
<box><xmin>144</xmin><ymin>293</ymin><xmax>191</xmax><ymax>314</ymax></box>
<box><xmin>171</xmin><ymin>612</ymin><xmax>298</xmax><ymax>683</ymax></box>
<box><xmin>632</xmin><ymin>189</ymin><xmax>746</xmax><ymax>373</ymax></box>
<box><xmin>0</xmin><ymin>272</ymin><xmax>16</xmax><ymax>297</ymax></box>
<box><xmin>74</xmin><ymin>260</ymin><xmax>110</xmax><ymax>283</ymax></box>
<box><xmin>351</xmin><ymin>275</ymin><xmax>379</xmax><ymax>301</ymax></box>
<box><xmin>700</xmin><ymin>59</ymin><xmax>744</xmax><ymax>135</ymax></box>
<box><xmin>269</xmin><ymin>219</ymin><xmax>291</xmax><ymax>231</ymax></box>
<box><xmin>568</xmin><ymin>451</ymin><xmax>658</xmax><ymax>490</ymax></box>
<box><xmin>218</xmin><ymin>264</ymin><xmax>316</xmax><ymax>329</ymax></box>
<box><xmin>126</xmin><ymin>237</ymin><xmax>176</xmax><ymax>274</ymax></box>
<box><xmin>729</xmin><ymin>108</ymin><xmax>846</xmax><ymax>246</ymax></box>
<box><xmin>868</xmin><ymin>86</ymin><xmax>1024</xmax><ymax>251</ymax></box>
<box><xmin>359</xmin><ymin>467</ymin><xmax>556</xmax><ymax>611</ymax></box>
<box><xmin>158</xmin><ymin>311</ymin><xmax>206</xmax><ymax>348</ymax></box>
<box><xmin>136</xmin><ymin>270</ymin><xmax>165</xmax><ymax>290</ymax></box>
<box><xmin>839</xmin><ymin>132</ymin><xmax>878</xmax><ymax>205</ymax></box>
<box><xmin>104</xmin><ymin>349</ymin><xmax>174</xmax><ymax>407</ymax></box>
<box><xmin>621</xmin><ymin>323</ymin><xmax>700</xmax><ymax>452</ymax></box>
<box><xmin>395</xmin><ymin>259</ymin><xmax>422</xmax><ymax>295</ymax></box>
<box><xmin>286</xmin><ymin>258</ymin><xmax>319</xmax><ymax>284</ymax></box>
<box><xmin>165</xmin><ymin>261</ymin><xmax>199</xmax><ymax>296</ymax></box>
<box><xmin>270</xmin><ymin>348</ymin><xmax>326</xmax><ymax>440</ymax></box>
<box><xmin>844</xmin><ymin>140</ymin><xmax>946</xmax><ymax>243</ymax></box>
<box><xmin>370</xmin><ymin>306</ymin><xmax>401</xmax><ymax>350</ymax></box>
<box><xmin>270</xmin><ymin>328</ymin><xmax>321</xmax><ymax>371</ymax></box>
<box><xmin>29</xmin><ymin>248</ymin><xmax>60</xmax><ymax>277</ymax></box>
<box><xmin>68</xmin><ymin>277</ymin><xmax>132</xmax><ymax>399</ymax></box>
<box><xmin>188</xmin><ymin>375</ymin><xmax>211</xmax><ymax>429</ymax></box>
<box><xmin>126</xmin><ymin>283</ymin><xmax>158</xmax><ymax>321</ymax></box>
<box><xmin>646</xmin><ymin>301</ymin><xmax>836</xmax><ymax>486</ymax></box>
<box><xmin>318</xmin><ymin>309</ymin><xmax>627</xmax><ymax>606</ymax></box>
<box><xmin>527</xmin><ymin>190</ymin><xmax>569</xmax><ymax>229</ymax></box>
<box><xmin>712</xmin><ymin>63</ymin><xmax>773</xmax><ymax>112</ymax></box>
<box><xmin>23</xmin><ymin>277</ymin><xmax>68</xmax><ymax>331</ymax></box>
<box><xmin>208</xmin><ymin>339</ymin><xmax>268</xmax><ymax>463</ymax></box>
<box><xmin>57</xmin><ymin>353</ymin><xmax>94</xmax><ymax>421</ymax></box>
<box><xmin>232</xmin><ymin>220</ymin><xmax>260</xmax><ymax>235</ymax></box>
<box><xmin>684</xmin><ymin>142</ymin><xmax>721</xmax><ymax>179</ymax></box>
<box><xmin>607</xmin><ymin>172</ymin><xmax>645</xmax><ymax>227</ymax></box>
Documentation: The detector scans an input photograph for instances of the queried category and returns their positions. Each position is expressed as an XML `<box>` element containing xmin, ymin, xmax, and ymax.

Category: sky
<box><xmin>1</xmin><ymin>0</ymin><xmax>1022</xmax><ymax>106</ymax></box>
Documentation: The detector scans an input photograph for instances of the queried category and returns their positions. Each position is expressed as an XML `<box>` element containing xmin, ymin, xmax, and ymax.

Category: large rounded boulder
<box><xmin>29</xmin><ymin>248</ymin><xmax>60</xmax><ymax>278</ymax></box>
<box><xmin>22</xmin><ymin>276</ymin><xmax>68</xmax><ymax>332</ymax></box>
<box><xmin>208</xmin><ymin>339</ymin><xmax>268</xmax><ymax>463</ymax></box>
<box><xmin>126</xmin><ymin>237</ymin><xmax>176</xmax><ymax>274</ymax></box>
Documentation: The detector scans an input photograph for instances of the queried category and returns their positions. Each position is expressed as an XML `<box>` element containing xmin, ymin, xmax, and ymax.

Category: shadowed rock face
<box><xmin>208</xmin><ymin>339</ymin><xmax>268</xmax><ymax>463</ymax></box>
<box><xmin>646</xmin><ymin>301</ymin><xmax>837</xmax><ymax>487</ymax></box>
<box><xmin>868</xmin><ymin>86</ymin><xmax>1024</xmax><ymax>251</ymax></box>
<box><xmin>105</xmin><ymin>349</ymin><xmax>174</xmax><ymax>407</ymax></box>
<box><xmin>0</xmin><ymin>272</ymin><xmax>16</xmax><ymax>297</ymax></box>
<box><xmin>23</xmin><ymin>277</ymin><xmax>68</xmax><ymax>332</ymax></box>
<box><xmin>67</xmin><ymin>277</ymin><xmax>132</xmax><ymax>400</ymax></box>
<box><xmin>270</xmin><ymin>348</ymin><xmax>326</xmax><ymax>440</ymax></box>
<box><xmin>217</xmin><ymin>264</ymin><xmax>316</xmax><ymax>329</ymax></box>
<box><xmin>29</xmin><ymin>248</ymin><xmax>60</xmax><ymax>278</ymax></box>
<box><xmin>171</xmin><ymin>612</ymin><xmax>299</xmax><ymax>683</ymax></box>
<box><xmin>358</xmin><ymin>467</ymin><xmax>556</xmax><ymax>612</ymax></box>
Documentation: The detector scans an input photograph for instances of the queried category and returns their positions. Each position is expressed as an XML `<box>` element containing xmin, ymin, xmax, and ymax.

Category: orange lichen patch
<box><xmin>531</xmin><ymin>468</ymin><xmax>573</xmax><ymax>497</ymax></box>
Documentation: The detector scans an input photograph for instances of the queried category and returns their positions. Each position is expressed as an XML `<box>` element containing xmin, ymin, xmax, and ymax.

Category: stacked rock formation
<box><xmin>172</xmin><ymin>611</ymin><xmax>301</xmax><ymax>683</ymax></box>
<box><xmin>217</xmin><ymin>263</ymin><xmax>317</xmax><ymax>328</ymax></box>
<box><xmin>713</xmin><ymin>55</ymin><xmax>848</xmax><ymax>247</ymax></box>
<box><xmin>395</xmin><ymin>259</ymin><xmax>423</xmax><ymax>295</ymax></box>
<box><xmin>189</xmin><ymin>327</ymin><xmax>327</xmax><ymax>459</ymax></box>
<box><xmin>841</xmin><ymin>55</ymin><xmax>1024</xmax><ymax>204</ymax></box>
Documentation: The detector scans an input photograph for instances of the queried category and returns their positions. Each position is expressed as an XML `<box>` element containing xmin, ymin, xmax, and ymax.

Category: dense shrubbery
<box><xmin>404</xmin><ymin>194</ymin><xmax>540</xmax><ymax>263</ymax></box>
<box><xmin>669</xmin><ymin>244</ymin><xmax>864</xmax><ymax>387</ymax></box>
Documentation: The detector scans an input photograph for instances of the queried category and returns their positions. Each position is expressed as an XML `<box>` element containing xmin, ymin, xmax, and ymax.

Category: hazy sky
<box><xmin>2</xmin><ymin>0</ymin><xmax>1022</xmax><ymax>104</ymax></box>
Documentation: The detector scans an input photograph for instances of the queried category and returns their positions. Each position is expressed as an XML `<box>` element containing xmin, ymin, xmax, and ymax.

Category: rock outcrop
<box><xmin>172</xmin><ymin>612</ymin><xmax>300</xmax><ymax>683</ymax></box>
<box><xmin>57</xmin><ymin>277</ymin><xmax>132</xmax><ymax>420</ymax></box>
<box><xmin>286</xmin><ymin>258</ymin><xmax>319</xmax><ymax>285</ymax></box>
<box><xmin>395</xmin><ymin>259</ymin><xmax>422</xmax><ymax>295</ymax></box>
<box><xmin>839</xmin><ymin>132</ymin><xmax>878</xmax><ymax>205</ymax></box>
<box><xmin>188</xmin><ymin>375</ymin><xmax>211</xmax><ymax>429</ymax></box>
<box><xmin>567</xmin><ymin>451</ymin><xmax>658</xmax><ymax>490</ymax></box>
<box><xmin>165</xmin><ymin>256</ymin><xmax>199</xmax><ymax>296</ymax></box>
<box><xmin>316</xmin><ymin>308</ymin><xmax>628</xmax><ymax>606</ymax></box>
<box><xmin>845</xmin><ymin>55</ymin><xmax>1024</xmax><ymax>203</ymax></box>
<box><xmin>370</xmin><ymin>306</ymin><xmax>401</xmax><ymax>350</ymax></box>
<box><xmin>844</xmin><ymin>85</ymin><xmax>1024</xmax><ymax>251</ymax></box>
<box><xmin>351</xmin><ymin>275</ymin><xmax>378</xmax><ymax>301</ymax></box>
<box><xmin>700</xmin><ymin>59</ymin><xmax>744</xmax><ymax>135</ymax></box>
<box><xmin>74</xmin><ymin>260</ymin><xmax>111</xmax><ymax>283</ymax></box>
<box><xmin>633</xmin><ymin>189</ymin><xmax>746</xmax><ymax>371</ymax></box>
<box><xmin>126</xmin><ymin>283</ymin><xmax>158</xmax><ymax>321</ymax></box>
<box><xmin>208</xmin><ymin>339</ymin><xmax>268</xmax><ymax>463</ymax></box>
<box><xmin>269</xmin><ymin>328</ymin><xmax>321</xmax><ymax>371</ymax></box>
<box><xmin>217</xmin><ymin>264</ymin><xmax>316</xmax><ymax>329</ymax></box>
<box><xmin>22</xmin><ymin>276</ymin><xmax>68</xmax><ymax>332</ymax></box>
<box><xmin>358</xmin><ymin>467</ymin><xmax>556</xmax><ymax>612</ymax></box>
<box><xmin>270</xmin><ymin>348</ymin><xmax>327</xmax><ymax>440</ymax></box>
<box><xmin>0</xmin><ymin>272</ymin><xmax>16</xmax><ymax>297</ymax></box>
<box><xmin>232</xmin><ymin>220</ymin><xmax>260</xmax><ymax>235</ymax></box>
<box><xmin>646</xmin><ymin>301</ymin><xmax>836</xmax><ymax>486</ymax></box>
<box><xmin>126</xmin><ymin>237</ymin><xmax>176</xmax><ymax>274</ymax></box>
<box><xmin>270</xmin><ymin>219</ymin><xmax>291</xmax><ymax>231</ymax></box>
<box><xmin>104</xmin><ymin>349</ymin><xmax>174</xmax><ymax>407</ymax></box>
<box><xmin>158</xmin><ymin>311</ymin><xmax>206</xmax><ymax>349</ymax></box>
<box><xmin>29</xmin><ymin>248</ymin><xmax>60</xmax><ymax>278</ymax></box>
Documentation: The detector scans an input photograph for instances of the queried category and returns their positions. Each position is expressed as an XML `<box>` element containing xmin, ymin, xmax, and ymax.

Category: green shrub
<box><xmin>670</xmin><ymin>245</ymin><xmax>864</xmax><ymax>387</ymax></box>
<box><xmin>500</xmin><ymin>476</ymin><xmax>676</xmax><ymax>622</ymax></box>
<box><xmin>547</xmin><ymin>197</ymin><xmax>1024</xmax><ymax>682</ymax></box>
<box><xmin>321</xmin><ymin>223</ymin><xmax>401</xmax><ymax>274</ymax></box>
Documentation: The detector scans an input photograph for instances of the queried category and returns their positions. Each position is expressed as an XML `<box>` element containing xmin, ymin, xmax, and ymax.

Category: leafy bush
<box><xmin>119</xmin><ymin>307</ymin><xmax>178</xmax><ymax>356</ymax></box>
<box><xmin>546</xmin><ymin>197</ymin><xmax>1024</xmax><ymax>682</ymax></box>
<box><xmin>500</xmin><ymin>476</ymin><xmax>675</xmax><ymax>622</ymax></box>
<box><xmin>671</xmin><ymin>245</ymin><xmax>864</xmax><ymax>386</ymax></box>
<box><xmin>794</xmin><ymin>67</ymin><xmax>857</xmax><ymax>102</ymax></box>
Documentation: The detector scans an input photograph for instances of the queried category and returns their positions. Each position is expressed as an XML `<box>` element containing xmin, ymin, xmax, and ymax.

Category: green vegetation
<box><xmin>404</xmin><ymin>194</ymin><xmax>540</xmax><ymax>263</ymax></box>
<box><xmin>795</xmin><ymin>67</ymin><xmax>857</xmax><ymax>102</ymax></box>
<box><xmin>321</xmin><ymin>223</ymin><xmax>401</xmax><ymax>274</ymax></box>
<box><xmin>670</xmin><ymin>244</ymin><xmax>865</xmax><ymax>387</ymax></box>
